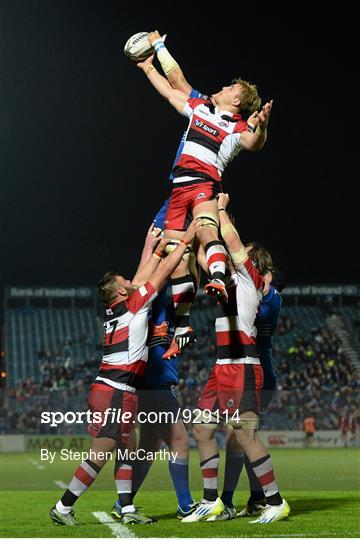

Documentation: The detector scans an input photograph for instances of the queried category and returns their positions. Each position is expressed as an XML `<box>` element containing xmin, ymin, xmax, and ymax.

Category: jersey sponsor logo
<box><xmin>194</xmin><ymin>119</ymin><xmax>219</xmax><ymax>137</ymax></box>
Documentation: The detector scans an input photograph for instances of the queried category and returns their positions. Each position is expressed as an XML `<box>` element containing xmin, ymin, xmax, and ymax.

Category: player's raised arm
<box><xmin>131</xmin><ymin>224</ymin><xmax>167</xmax><ymax>288</ymax></box>
<box><xmin>239</xmin><ymin>100</ymin><xmax>273</xmax><ymax>151</ymax></box>
<box><xmin>149</xmin><ymin>218</ymin><xmax>201</xmax><ymax>292</ymax></box>
<box><xmin>137</xmin><ymin>56</ymin><xmax>189</xmax><ymax>115</ymax></box>
<box><xmin>217</xmin><ymin>193</ymin><xmax>248</xmax><ymax>267</ymax></box>
<box><xmin>148</xmin><ymin>30</ymin><xmax>192</xmax><ymax>95</ymax></box>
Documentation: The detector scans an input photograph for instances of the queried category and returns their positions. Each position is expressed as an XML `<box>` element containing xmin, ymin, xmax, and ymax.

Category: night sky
<box><xmin>1</xmin><ymin>2</ymin><xmax>358</xmax><ymax>300</ymax></box>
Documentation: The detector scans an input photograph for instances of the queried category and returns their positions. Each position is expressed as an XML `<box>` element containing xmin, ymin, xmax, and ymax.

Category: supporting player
<box><xmin>111</xmin><ymin>207</ymin><xmax>197</xmax><ymax>521</ymax></box>
<box><xmin>135</xmin><ymin>32</ymin><xmax>272</xmax><ymax>357</ymax></box>
<box><xmin>214</xmin><ymin>205</ymin><xmax>286</xmax><ymax>518</ymax></box>
<box><xmin>49</xmin><ymin>219</ymin><xmax>200</xmax><ymax>526</ymax></box>
<box><xmin>181</xmin><ymin>194</ymin><xmax>290</xmax><ymax>524</ymax></box>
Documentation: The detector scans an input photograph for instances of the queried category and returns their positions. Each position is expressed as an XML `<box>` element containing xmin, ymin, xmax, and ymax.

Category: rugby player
<box><xmin>136</xmin><ymin>32</ymin><xmax>272</xmax><ymax>359</ymax></box>
<box><xmin>138</xmin><ymin>34</ymin><xmax>272</xmax><ymax>302</ymax></box>
<box><xmin>215</xmin><ymin>216</ymin><xmax>286</xmax><ymax>519</ymax></box>
<box><xmin>111</xmin><ymin>219</ymin><xmax>198</xmax><ymax>521</ymax></box>
<box><xmin>49</xmin><ymin>218</ymin><xmax>200</xmax><ymax>526</ymax></box>
<box><xmin>180</xmin><ymin>194</ymin><xmax>290</xmax><ymax>524</ymax></box>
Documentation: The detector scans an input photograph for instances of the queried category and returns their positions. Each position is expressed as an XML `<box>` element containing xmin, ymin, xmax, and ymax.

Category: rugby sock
<box><xmin>250</xmin><ymin>454</ymin><xmax>282</xmax><ymax>505</ymax></box>
<box><xmin>114</xmin><ymin>461</ymin><xmax>134</xmax><ymax>510</ymax></box>
<box><xmin>131</xmin><ymin>459</ymin><xmax>152</xmax><ymax>499</ymax></box>
<box><xmin>205</xmin><ymin>241</ymin><xmax>227</xmax><ymax>282</ymax></box>
<box><xmin>57</xmin><ymin>459</ymin><xmax>101</xmax><ymax>510</ymax></box>
<box><xmin>200</xmin><ymin>453</ymin><xmax>220</xmax><ymax>502</ymax></box>
<box><xmin>171</xmin><ymin>275</ymin><xmax>196</xmax><ymax>337</ymax></box>
<box><xmin>168</xmin><ymin>456</ymin><xmax>193</xmax><ymax>512</ymax></box>
<box><xmin>244</xmin><ymin>453</ymin><xmax>265</xmax><ymax>503</ymax></box>
<box><xmin>221</xmin><ymin>448</ymin><xmax>244</xmax><ymax>508</ymax></box>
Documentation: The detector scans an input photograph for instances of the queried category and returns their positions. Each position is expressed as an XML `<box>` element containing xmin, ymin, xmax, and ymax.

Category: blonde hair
<box><xmin>232</xmin><ymin>78</ymin><xmax>261</xmax><ymax>115</ymax></box>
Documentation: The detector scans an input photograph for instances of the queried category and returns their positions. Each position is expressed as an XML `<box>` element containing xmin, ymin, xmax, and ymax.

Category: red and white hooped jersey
<box><xmin>172</xmin><ymin>98</ymin><xmax>248</xmax><ymax>186</ymax></box>
<box><xmin>215</xmin><ymin>258</ymin><xmax>263</xmax><ymax>365</ymax></box>
<box><xmin>97</xmin><ymin>282</ymin><xmax>157</xmax><ymax>389</ymax></box>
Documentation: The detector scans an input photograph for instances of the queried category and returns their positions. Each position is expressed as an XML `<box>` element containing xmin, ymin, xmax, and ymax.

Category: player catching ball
<box><xmin>132</xmin><ymin>31</ymin><xmax>272</xmax><ymax>359</ymax></box>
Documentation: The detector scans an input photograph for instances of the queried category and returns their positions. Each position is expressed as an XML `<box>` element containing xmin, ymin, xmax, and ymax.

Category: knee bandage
<box><xmin>192</xmin><ymin>408</ymin><xmax>221</xmax><ymax>427</ymax></box>
<box><xmin>165</xmin><ymin>239</ymin><xmax>193</xmax><ymax>261</ymax></box>
<box><xmin>197</xmin><ymin>213</ymin><xmax>219</xmax><ymax>231</ymax></box>
<box><xmin>229</xmin><ymin>416</ymin><xmax>260</xmax><ymax>430</ymax></box>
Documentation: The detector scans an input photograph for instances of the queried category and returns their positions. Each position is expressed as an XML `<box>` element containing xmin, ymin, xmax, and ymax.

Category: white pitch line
<box><xmin>93</xmin><ymin>511</ymin><xmax>136</xmax><ymax>538</ymax></box>
<box><xmin>53</xmin><ymin>480</ymin><xmax>68</xmax><ymax>489</ymax></box>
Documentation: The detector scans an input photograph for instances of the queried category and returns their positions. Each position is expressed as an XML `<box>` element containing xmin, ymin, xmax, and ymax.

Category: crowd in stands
<box><xmin>1</xmin><ymin>301</ymin><xmax>359</xmax><ymax>438</ymax></box>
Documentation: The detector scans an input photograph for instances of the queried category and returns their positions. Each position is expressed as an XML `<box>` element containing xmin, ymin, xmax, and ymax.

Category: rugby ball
<box><xmin>124</xmin><ymin>32</ymin><xmax>153</xmax><ymax>61</ymax></box>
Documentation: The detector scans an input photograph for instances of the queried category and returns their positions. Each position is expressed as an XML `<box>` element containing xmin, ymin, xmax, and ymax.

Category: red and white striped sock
<box><xmin>114</xmin><ymin>462</ymin><xmax>134</xmax><ymax>510</ymax></box>
<box><xmin>250</xmin><ymin>454</ymin><xmax>282</xmax><ymax>505</ymax></box>
<box><xmin>205</xmin><ymin>241</ymin><xmax>227</xmax><ymax>282</ymax></box>
<box><xmin>200</xmin><ymin>453</ymin><xmax>219</xmax><ymax>502</ymax></box>
<box><xmin>171</xmin><ymin>275</ymin><xmax>196</xmax><ymax>337</ymax></box>
<box><xmin>57</xmin><ymin>459</ymin><xmax>101</xmax><ymax>511</ymax></box>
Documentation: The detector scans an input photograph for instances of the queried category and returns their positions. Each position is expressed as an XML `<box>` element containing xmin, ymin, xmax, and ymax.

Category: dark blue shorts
<box><xmin>137</xmin><ymin>385</ymin><xmax>180</xmax><ymax>420</ymax></box>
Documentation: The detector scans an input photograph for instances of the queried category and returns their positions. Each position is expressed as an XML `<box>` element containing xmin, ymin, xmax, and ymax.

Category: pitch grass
<box><xmin>1</xmin><ymin>448</ymin><xmax>359</xmax><ymax>537</ymax></box>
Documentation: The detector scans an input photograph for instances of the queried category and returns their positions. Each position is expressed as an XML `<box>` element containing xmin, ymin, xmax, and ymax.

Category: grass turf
<box><xmin>1</xmin><ymin>448</ymin><xmax>359</xmax><ymax>537</ymax></box>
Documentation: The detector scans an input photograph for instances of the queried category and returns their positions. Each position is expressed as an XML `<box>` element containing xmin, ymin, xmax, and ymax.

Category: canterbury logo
<box><xmin>268</xmin><ymin>436</ymin><xmax>288</xmax><ymax>445</ymax></box>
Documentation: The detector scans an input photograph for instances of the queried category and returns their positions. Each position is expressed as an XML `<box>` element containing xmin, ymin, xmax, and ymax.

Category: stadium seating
<box><xmin>2</xmin><ymin>293</ymin><xmax>359</xmax><ymax>435</ymax></box>
<box><xmin>5</xmin><ymin>307</ymin><xmax>100</xmax><ymax>385</ymax></box>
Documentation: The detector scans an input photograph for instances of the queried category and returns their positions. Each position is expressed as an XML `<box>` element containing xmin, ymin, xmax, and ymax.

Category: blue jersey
<box><xmin>143</xmin><ymin>88</ymin><xmax>204</xmax><ymax>389</ymax></box>
<box><xmin>139</xmin><ymin>284</ymin><xmax>180</xmax><ymax>389</ymax></box>
<box><xmin>255</xmin><ymin>285</ymin><xmax>282</xmax><ymax>390</ymax></box>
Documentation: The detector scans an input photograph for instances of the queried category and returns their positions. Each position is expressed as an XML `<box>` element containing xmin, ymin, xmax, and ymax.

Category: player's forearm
<box><xmin>152</xmin><ymin>243</ymin><xmax>187</xmax><ymax>290</ymax></box>
<box><xmin>149</xmin><ymin>33</ymin><xmax>192</xmax><ymax>94</ymax></box>
<box><xmin>219</xmin><ymin>210</ymin><xmax>240</xmax><ymax>246</ymax></box>
<box><xmin>167</xmin><ymin>67</ymin><xmax>192</xmax><ymax>94</ymax></box>
<box><xmin>251</xmin><ymin>126</ymin><xmax>268</xmax><ymax>151</ymax></box>
<box><xmin>143</xmin><ymin>65</ymin><xmax>173</xmax><ymax>100</ymax></box>
<box><xmin>132</xmin><ymin>253</ymin><xmax>161</xmax><ymax>288</ymax></box>
<box><xmin>242</xmin><ymin>126</ymin><xmax>268</xmax><ymax>152</ymax></box>
<box><xmin>219</xmin><ymin>210</ymin><xmax>246</xmax><ymax>263</ymax></box>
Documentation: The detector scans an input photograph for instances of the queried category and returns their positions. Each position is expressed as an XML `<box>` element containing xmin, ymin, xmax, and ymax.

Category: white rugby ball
<box><xmin>124</xmin><ymin>32</ymin><xmax>153</xmax><ymax>61</ymax></box>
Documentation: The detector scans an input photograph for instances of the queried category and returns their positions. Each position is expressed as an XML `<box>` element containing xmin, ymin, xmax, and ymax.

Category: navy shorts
<box><xmin>138</xmin><ymin>385</ymin><xmax>180</xmax><ymax>420</ymax></box>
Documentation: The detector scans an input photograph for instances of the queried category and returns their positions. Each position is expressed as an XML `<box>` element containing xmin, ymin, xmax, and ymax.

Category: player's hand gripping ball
<box><xmin>124</xmin><ymin>32</ymin><xmax>153</xmax><ymax>61</ymax></box>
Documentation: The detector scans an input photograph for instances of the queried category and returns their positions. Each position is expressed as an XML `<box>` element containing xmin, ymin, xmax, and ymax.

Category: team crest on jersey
<box><xmin>106</xmin><ymin>308</ymin><xmax>113</xmax><ymax>316</ymax></box>
<box><xmin>219</xmin><ymin>120</ymin><xmax>229</xmax><ymax>128</ymax></box>
<box><xmin>227</xmin><ymin>398</ymin><xmax>234</xmax><ymax>407</ymax></box>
